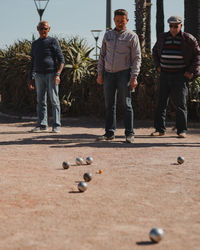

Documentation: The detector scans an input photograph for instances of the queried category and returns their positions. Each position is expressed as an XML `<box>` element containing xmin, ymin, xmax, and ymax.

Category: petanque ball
<box><xmin>62</xmin><ymin>161</ymin><xmax>70</xmax><ymax>169</ymax></box>
<box><xmin>78</xmin><ymin>181</ymin><xmax>88</xmax><ymax>192</ymax></box>
<box><xmin>83</xmin><ymin>172</ymin><xmax>92</xmax><ymax>182</ymax></box>
<box><xmin>76</xmin><ymin>157</ymin><xmax>84</xmax><ymax>165</ymax></box>
<box><xmin>177</xmin><ymin>156</ymin><xmax>184</xmax><ymax>164</ymax></box>
<box><xmin>86</xmin><ymin>156</ymin><xmax>93</xmax><ymax>165</ymax></box>
<box><xmin>149</xmin><ymin>227</ymin><xmax>164</xmax><ymax>243</ymax></box>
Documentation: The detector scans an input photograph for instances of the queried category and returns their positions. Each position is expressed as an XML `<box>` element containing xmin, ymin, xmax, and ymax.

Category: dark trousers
<box><xmin>154</xmin><ymin>72</ymin><xmax>188</xmax><ymax>134</ymax></box>
<box><xmin>103</xmin><ymin>69</ymin><xmax>134</xmax><ymax>136</ymax></box>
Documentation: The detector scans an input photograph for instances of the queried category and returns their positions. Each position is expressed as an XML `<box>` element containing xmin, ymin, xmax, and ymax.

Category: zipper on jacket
<box><xmin>111</xmin><ymin>32</ymin><xmax>118</xmax><ymax>72</ymax></box>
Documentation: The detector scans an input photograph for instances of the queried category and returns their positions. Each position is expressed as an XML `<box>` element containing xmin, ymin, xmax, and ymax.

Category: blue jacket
<box><xmin>30</xmin><ymin>36</ymin><xmax>65</xmax><ymax>79</ymax></box>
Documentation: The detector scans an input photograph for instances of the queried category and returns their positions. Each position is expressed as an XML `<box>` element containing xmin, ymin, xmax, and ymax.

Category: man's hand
<box><xmin>54</xmin><ymin>76</ymin><xmax>61</xmax><ymax>85</ymax></box>
<box><xmin>28</xmin><ymin>79</ymin><xmax>35</xmax><ymax>91</ymax></box>
<box><xmin>130</xmin><ymin>78</ymin><xmax>138</xmax><ymax>91</ymax></box>
<box><xmin>184</xmin><ymin>71</ymin><xmax>193</xmax><ymax>80</ymax></box>
<box><xmin>157</xmin><ymin>67</ymin><xmax>161</xmax><ymax>73</ymax></box>
<box><xmin>97</xmin><ymin>75</ymin><xmax>103</xmax><ymax>85</ymax></box>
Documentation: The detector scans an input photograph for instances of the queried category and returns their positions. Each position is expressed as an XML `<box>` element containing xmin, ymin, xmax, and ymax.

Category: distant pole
<box><xmin>91</xmin><ymin>30</ymin><xmax>102</xmax><ymax>60</ymax></box>
<box><xmin>106</xmin><ymin>0</ymin><xmax>112</xmax><ymax>30</ymax></box>
<box><xmin>34</xmin><ymin>0</ymin><xmax>49</xmax><ymax>21</ymax></box>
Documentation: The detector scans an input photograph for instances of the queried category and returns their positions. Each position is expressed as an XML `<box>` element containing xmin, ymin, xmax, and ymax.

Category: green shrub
<box><xmin>0</xmin><ymin>39</ymin><xmax>199</xmax><ymax>121</ymax></box>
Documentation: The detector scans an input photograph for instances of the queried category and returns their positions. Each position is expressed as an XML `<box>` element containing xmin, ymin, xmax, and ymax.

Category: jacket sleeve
<box><xmin>130</xmin><ymin>34</ymin><xmax>141</xmax><ymax>78</ymax></box>
<box><xmin>97</xmin><ymin>34</ymin><xmax>106</xmax><ymax>76</ymax></box>
<box><xmin>188</xmin><ymin>36</ymin><xmax>200</xmax><ymax>78</ymax></box>
<box><xmin>52</xmin><ymin>39</ymin><xmax>65</xmax><ymax>64</ymax></box>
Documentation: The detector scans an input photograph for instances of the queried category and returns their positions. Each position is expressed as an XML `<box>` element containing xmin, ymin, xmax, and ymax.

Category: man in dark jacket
<box><xmin>151</xmin><ymin>16</ymin><xmax>200</xmax><ymax>138</ymax></box>
<box><xmin>28</xmin><ymin>21</ymin><xmax>65</xmax><ymax>133</ymax></box>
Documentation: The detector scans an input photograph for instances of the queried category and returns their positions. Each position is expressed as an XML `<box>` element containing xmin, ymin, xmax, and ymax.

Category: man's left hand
<box><xmin>54</xmin><ymin>76</ymin><xmax>61</xmax><ymax>85</ymax></box>
<box><xmin>184</xmin><ymin>72</ymin><xmax>193</xmax><ymax>80</ymax></box>
<box><xmin>130</xmin><ymin>78</ymin><xmax>138</xmax><ymax>91</ymax></box>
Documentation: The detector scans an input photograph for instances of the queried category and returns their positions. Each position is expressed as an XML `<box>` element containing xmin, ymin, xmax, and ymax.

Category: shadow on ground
<box><xmin>0</xmin><ymin>133</ymin><xmax>199</xmax><ymax>148</ymax></box>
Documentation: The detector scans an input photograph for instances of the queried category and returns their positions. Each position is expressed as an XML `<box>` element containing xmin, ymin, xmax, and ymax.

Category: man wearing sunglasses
<box><xmin>28</xmin><ymin>21</ymin><xmax>65</xmax><ymax>133</ymax></box>
<box><xmin>97</xmin><ymin>9</ymin><xmax>141</xmax><ymax>143</ymax></box>
<box><xmin>151</xmin><ymin>16</ymin><xmax>200</xmax><ymax>138</ymax></box>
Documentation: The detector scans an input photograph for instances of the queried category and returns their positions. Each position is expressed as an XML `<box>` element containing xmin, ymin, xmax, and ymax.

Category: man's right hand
<box><xmin>28</xmin><ymin>79</ymin><xmax>35</xmax><ymax>91</ymax></box>
<box><xmin>157</xmin><ymin>67</ymin><xmax>161</xmax><ymax>73</ymax></box>
<box><xmin>97</xmin><ymin>75</ymin><xmax>103</xmax><ymax>85</ymax></box>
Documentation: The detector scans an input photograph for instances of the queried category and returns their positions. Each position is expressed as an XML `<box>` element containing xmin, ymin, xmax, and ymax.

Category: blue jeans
<box><xmin>34</xmin><ymin>73</ymin><xmax>61</xmax><ymax>128</ymax></box>
<box><xmin>154</xmin><ymin>72</ymin><xmax>188</xmax><ymax>134</ymax></box>
<box><xmin>103</xmin><ymin>69</ymin><xmax>134</xmax><ymax>136</ymax></box>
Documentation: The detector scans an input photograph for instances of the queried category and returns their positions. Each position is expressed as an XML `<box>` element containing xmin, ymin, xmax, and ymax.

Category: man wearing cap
<box><xmin>151</xmin><ymin>16</ymin><xmax>200</xmax><ymax>138</ymax></box>
<box><xmin>97</xmin><ymin>9</ymin><xmax>141</xmax><ymax>143</ymax></box>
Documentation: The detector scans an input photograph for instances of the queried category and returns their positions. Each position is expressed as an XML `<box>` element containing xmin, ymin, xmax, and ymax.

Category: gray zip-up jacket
<box><xmin>97</xmin><ymin>28</ymin><xmax>141</xmax><ymax>78</ymax></box>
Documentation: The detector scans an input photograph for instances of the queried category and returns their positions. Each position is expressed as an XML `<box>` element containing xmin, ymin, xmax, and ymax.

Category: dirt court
<box><xmin>0</xmin><ymin>115</ymin><xmax>200</xmax><ymax>250</ymax></box>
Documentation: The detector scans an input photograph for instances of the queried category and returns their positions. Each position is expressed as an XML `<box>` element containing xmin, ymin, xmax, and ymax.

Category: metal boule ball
<box><xmin>86</xmin><ymin>156</ymin><xmax>93</xmax><ymax>165</ymax></box>
<box><xmin>149</xmin><ymin>228</ymin><xmax>164</xmax><ymax>243</ymax></box>
<box><xmin>83</xmin><ymin>172</ymin><xmax>92</xmax><ymax>182</ymax></box>
<box><xmin>177</xmin><ymin>156</ymin><xmax>184</xmax><ymax>164</ymax></box>
<box><xmin>78</xmin><ymin>181</ymin><xmax>88</xmax><ymax>192</ymax></box>
<box><xmin>62</xmin><ymin>161</ymin><xmax>70</xmax><ymax>169</ymax></box>
<box><xmin>76</xmin><ymin>157</ymin><xmax>84</xmax><ymax>165</ymax></box>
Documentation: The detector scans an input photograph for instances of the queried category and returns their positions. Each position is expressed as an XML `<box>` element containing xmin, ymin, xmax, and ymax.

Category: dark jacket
<box><xmin>30</xmin><ymin>36</ymin><xmax>65</xmax><ymax>79</ymax></box>
<box><xmin>152</xmin><ymin>31</ymin><xmax>200</xmax><ymax>78</ymax></box>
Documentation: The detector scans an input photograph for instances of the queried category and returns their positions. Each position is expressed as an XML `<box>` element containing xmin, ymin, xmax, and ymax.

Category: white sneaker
<box><xmin>52</xmin><ymin>127</ymin><xmax>61</xmax><ymax>133</ymax></box>
<box><xmin>178</xmin><ymin>132</ymin><xmax>186</xmax><ymax>138</ymax></box>
<box><xmin>31</xmin><ymin>126</ymin><xmax>49</xmax><ymax>133</ymax></box>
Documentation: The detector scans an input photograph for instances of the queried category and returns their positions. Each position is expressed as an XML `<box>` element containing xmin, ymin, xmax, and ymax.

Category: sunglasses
<box><xmin>40</xmin><ymin>27</ymin><xmax>49</xmax><ymax>31</ymax></box>
<box><xmin>169</xmin><ymin>24</ymin><xmax>179</xmax><ymax>28</ymax></box>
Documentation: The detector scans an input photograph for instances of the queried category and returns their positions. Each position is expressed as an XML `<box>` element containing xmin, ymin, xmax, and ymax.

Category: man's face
<box><xmin>114</xmin><ymin>15</ymin><xmax>129</xmax><ymax>31</ymax></box>
<box><xmin>169</xmin><ymin>23</ymin><xmax>182</xmax><ymax>37</ymax></box>
<box><xmin>37</xmin><ymin>22</ymin><xmax>50</xmax><ymax>39</ymax></box>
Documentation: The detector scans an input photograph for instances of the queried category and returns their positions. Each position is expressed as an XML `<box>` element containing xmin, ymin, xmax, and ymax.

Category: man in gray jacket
<box><xmin>97</xmin><ymin>9</ymin><xmax>141</xmax><ymax>143</ymax></box>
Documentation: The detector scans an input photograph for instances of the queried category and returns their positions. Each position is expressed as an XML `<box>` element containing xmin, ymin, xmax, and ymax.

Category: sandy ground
<box><xmin>0</xmin><ymin>115</ymin><xmax>200</xmax><ymax>250</ymax></box>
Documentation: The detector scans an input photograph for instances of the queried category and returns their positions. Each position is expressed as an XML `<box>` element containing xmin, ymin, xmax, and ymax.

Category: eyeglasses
<box><xmin>40</xmin><ymin>27</ymin><xmax>49</xmax><ymax>31</ymax></box>
<box><xmin>169</xmin><ymin>24</ymin><xmax>179</xmax><ymax>28</ymax></box>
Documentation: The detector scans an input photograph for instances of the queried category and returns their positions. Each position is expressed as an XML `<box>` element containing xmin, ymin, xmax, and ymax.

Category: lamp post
<box><xmin>34</xmin><ymin>0</ymin><xmax>49</xmax><ymax>21</ymax></box>
<box><xmin>91</xmin><ymin>30</ymin><xmax>102</xmax><ymax>60</ymax></box>
<box><xmin>106</xmin><ymin>0</ymin><xmax>112</xmax><ymax>30</ymax></box>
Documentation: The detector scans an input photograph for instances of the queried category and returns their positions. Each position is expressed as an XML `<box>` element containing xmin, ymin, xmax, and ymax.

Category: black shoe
<box><xmin>97</xmin><ymin>133</ymin><xmax>115</xmax><ymax>141</ymax></box>
<box><xmin>126</xmin><ymin>135</ymin><xmax>134</xmax><ymax>143</ymax></box>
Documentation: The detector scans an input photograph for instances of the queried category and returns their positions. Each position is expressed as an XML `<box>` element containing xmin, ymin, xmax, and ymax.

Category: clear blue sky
<box><xmin>0</xmin><ymin>0</ymin><xmax>184</xmax><ymax>50</ymax></box>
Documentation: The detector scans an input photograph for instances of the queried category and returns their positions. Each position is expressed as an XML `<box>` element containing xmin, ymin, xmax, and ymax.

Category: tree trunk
<box><xmin>184</xmin><ymin>0</ymin><xmax>200</xmax><ymax>44</ymax></box>
<box><xmin>156</xmin><ymin>0</ymin><xmax>164</xmax><ymax>39</ymax></box>
<box><xmin>135</xmin><ymin>0</ymin><xmax>147</xmax><ymax>53</ymax></box>
<box><xmin>145</xmin><ymin>0</ymin><xmax>152</xmax><ymax>52</ymax></box>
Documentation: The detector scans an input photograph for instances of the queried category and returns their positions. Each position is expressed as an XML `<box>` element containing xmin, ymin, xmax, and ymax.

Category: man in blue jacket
<box><xmin>28</xmin><ymin>21</ymin><xmax>65</xmax><ymax>133</ymax></box>
<box><xmin>151</xmin><ymin>16</ymin><xmax>200</xmax><ymax>138</ymax></box>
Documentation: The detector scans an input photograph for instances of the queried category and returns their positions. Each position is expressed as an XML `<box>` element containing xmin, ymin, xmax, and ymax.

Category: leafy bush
<box><xmin>0</xmin><ymin>39</ymin><xmax>199</xmax><ymax>121</ymax></box>
<box><xmin>188</xmin><ymin>77</ymin><xmax>200</xmax><ymax>121</ymax></box>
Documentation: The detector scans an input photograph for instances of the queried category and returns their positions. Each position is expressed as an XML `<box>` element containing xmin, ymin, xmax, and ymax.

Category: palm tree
<box><xmin>145</xmin><ymin>0</ymin><xmax>152</xmax><ymax>52</ymax></box>
<box><xmin>135</xmin><ymin>0</ymin><xmax>147</xmax><ymax>53</ymax></box>
<box><xmin>156</xmin><ymin>0</ymin><xmax>164</xmax><ymax>39</ymax></box>
<box><xmin>184</xmin><ymin>0</ymin><xmax>200</xmax><ymax>44</ymax></box>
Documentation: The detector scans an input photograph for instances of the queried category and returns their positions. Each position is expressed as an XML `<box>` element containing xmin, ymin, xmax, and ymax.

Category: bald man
<box><xmin>28</xmin><ymin>21</ymin><xmax>65</xmax><ymax>133</ymax></box>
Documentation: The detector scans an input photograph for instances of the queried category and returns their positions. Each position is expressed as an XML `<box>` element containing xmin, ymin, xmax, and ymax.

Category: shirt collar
<box><xmin>114</xmin><ymin>27</ymin><xmax>127</xmax><ymax>34</ymax></box>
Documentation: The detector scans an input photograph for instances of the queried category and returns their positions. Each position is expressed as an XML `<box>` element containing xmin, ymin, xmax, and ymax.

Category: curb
<box><xmin>0</xmin><ymin>112</ymin><xmax>37</xmax><ymax>120</ymax></box>
<box><xmin>0</xmin><ymin>111</ymin><xmax>199</xmax><ymax>128</ymax></box>
<box><xmin>0</xmin><ymin>112</ymin><xmax>69</xmax><ymax>122</ymax></box>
